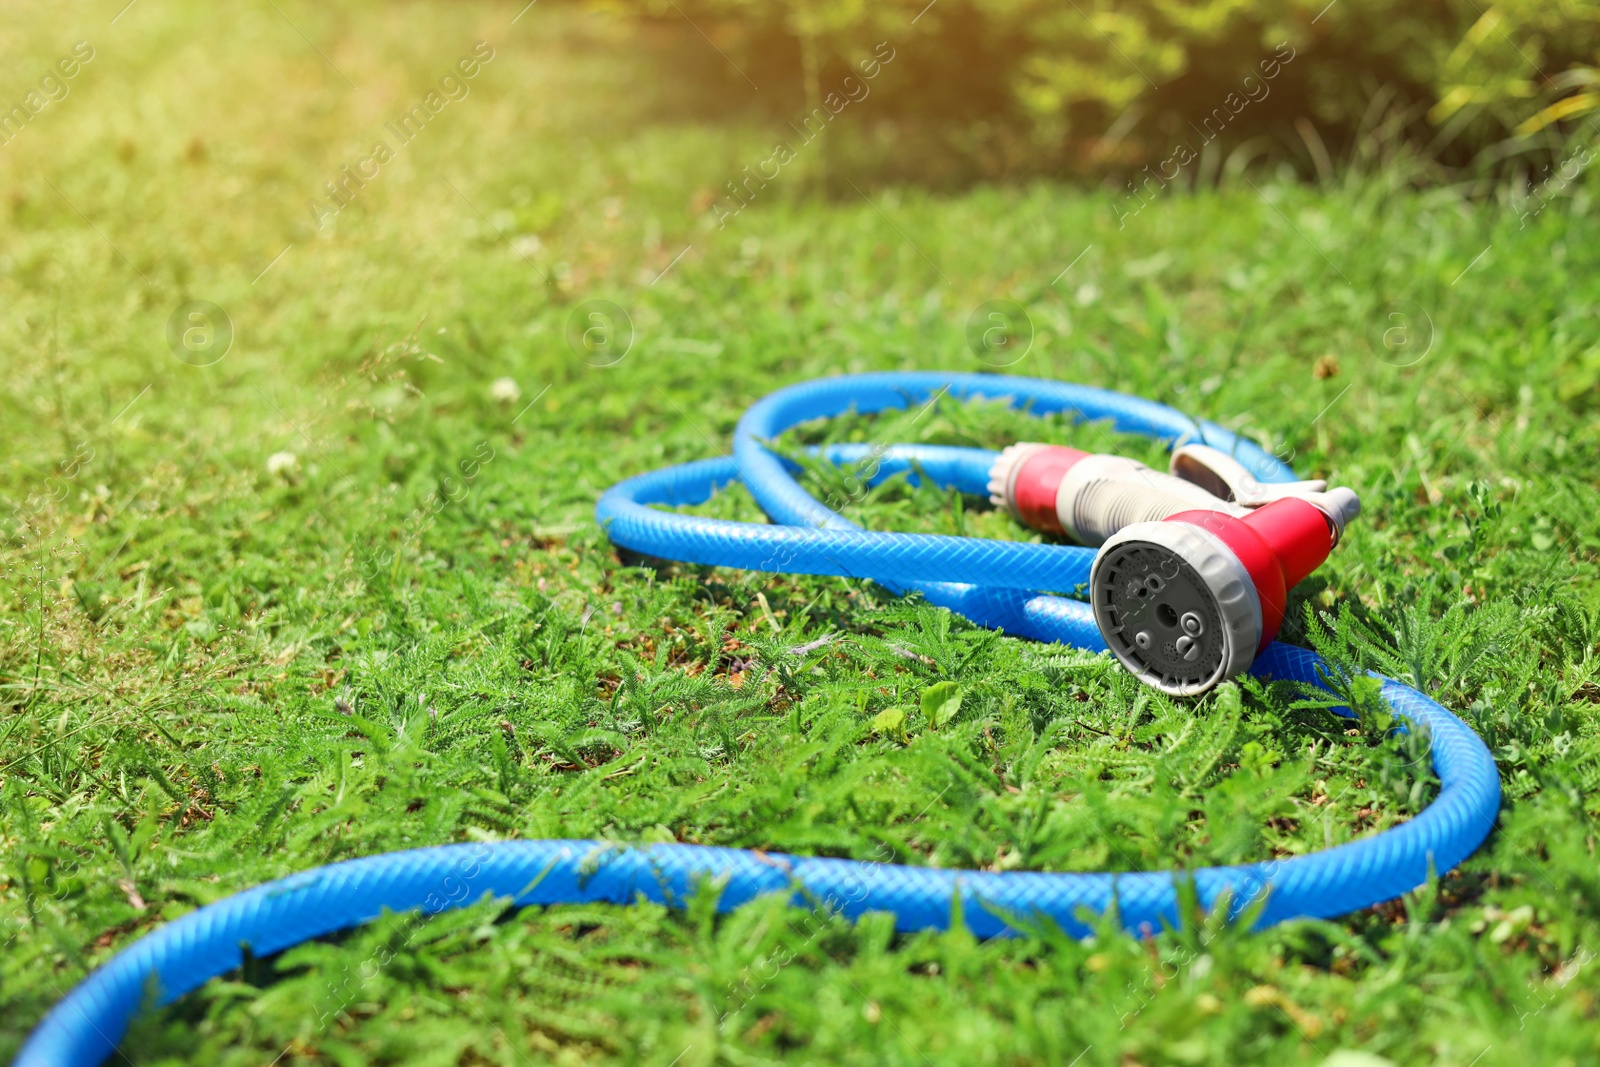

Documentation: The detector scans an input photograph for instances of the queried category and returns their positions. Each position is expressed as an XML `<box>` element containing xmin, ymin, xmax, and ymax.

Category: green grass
<box><xmin>4</xmin><ymin>2</ymin><xmax>1600</xmax><ymax>1065</ymax></box>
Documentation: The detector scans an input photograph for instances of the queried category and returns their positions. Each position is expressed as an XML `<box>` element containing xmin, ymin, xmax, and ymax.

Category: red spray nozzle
<box><xmin>1165</xmin><ymin>497</ymin><xmax>1339</xmax><ymax>650</ymax></box>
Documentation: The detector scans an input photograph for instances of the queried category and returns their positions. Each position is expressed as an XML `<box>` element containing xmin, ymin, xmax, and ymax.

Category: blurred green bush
<box><xmin>595</xmin><ymin>0</ymin><xmax>1600</xmax><ymax>183</ymax></box>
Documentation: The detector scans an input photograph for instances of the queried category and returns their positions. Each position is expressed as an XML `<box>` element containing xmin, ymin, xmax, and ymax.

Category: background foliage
<box><xmin>603</xmin><ymin>0</ymin><xmax>1600</xmax><ymax>186</ymax></box>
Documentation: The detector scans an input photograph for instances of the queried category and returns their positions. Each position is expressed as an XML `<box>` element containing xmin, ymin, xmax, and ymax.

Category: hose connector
<box><xmin>988</xmin><ymin>442</ymin><xmax>1244</xmax><ymax>546</ymax></box>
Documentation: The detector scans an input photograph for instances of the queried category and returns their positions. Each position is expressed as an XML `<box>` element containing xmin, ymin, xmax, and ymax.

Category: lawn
<box><xmin>4</xmin><ymin>2</ymin><xmax>1600</xmax><ymax>1065</ymax></box>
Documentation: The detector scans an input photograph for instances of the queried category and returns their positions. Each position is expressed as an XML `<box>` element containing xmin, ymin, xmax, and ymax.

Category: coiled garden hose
<box><xmin>18</xmin><ymin>372</ymin><xmax>1501</xmax><ymax>1067</ymax></box>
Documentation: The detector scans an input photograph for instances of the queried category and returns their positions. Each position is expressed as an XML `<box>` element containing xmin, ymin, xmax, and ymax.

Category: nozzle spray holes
<box><xmin>1127</xmin><ymin>573</ymin><xmax>1166</xmax><ymax>600</ymax></box>
<box><xmin>1148</xmin><ymin>604</ymin><xmax>1207</xmax><ymax>659</ymax></box>
<box><xmin>1173</xmin><ymin>612</ymin><xmax>1206</xmax><ymax>661</ymax></box>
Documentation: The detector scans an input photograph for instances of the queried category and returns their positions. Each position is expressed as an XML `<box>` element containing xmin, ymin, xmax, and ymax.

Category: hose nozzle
<box><xmin>989</xmin><ymin>441</ymin><xmax>1361</xmax><ymax>695</ymax></box>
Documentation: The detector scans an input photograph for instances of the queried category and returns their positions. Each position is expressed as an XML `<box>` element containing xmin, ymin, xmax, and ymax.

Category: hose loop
<box><xmin>17</xmin><ymin>373</ymin><xmax>1501</xmax><ymax>1067</ymax></box>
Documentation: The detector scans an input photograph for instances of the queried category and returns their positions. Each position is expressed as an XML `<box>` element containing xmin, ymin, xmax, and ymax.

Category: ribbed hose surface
<box><xmin>18</xmin><ymin>372</ymin><xmax>1501</xmax><ymax>1067</ymax></box>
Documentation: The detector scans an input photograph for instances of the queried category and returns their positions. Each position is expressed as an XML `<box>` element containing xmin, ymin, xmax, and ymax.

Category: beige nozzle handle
<box><xmin>1056</xmin><ymin>454</ymin><xmax>1245</xmax><ymax>546</ymax></box>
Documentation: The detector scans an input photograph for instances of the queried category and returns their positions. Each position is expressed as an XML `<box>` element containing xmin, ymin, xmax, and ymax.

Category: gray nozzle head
<box><xmin>1090</xmin><ymin>521</ymin><xmax>1262</xmax><ymax>697</ymax></box>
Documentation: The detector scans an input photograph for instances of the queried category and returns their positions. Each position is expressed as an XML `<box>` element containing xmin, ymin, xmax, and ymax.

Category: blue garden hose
<box><xmin>18</xmin><ymin>372</ymin><xmax>1501</xmax><ymax>1067</ymax></box>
